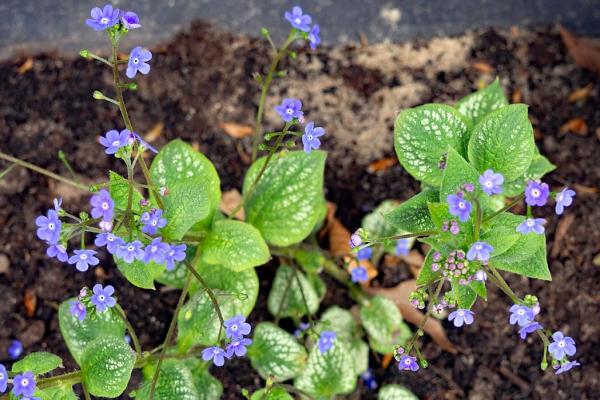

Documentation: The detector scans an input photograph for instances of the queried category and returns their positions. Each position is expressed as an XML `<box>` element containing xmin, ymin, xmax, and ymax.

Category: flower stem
<box><xmin>482</xmin><ymin>194</ymin><xmax>525</xmax><ymax>223</ymax></box>
<box><xmin>115</xmin><ymin>304</ymin><xmax>142</xmax><ymax>357</ymax></box>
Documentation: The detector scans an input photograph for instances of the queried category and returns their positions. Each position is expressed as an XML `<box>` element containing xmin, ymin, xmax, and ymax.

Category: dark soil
<box><xmin>1</xmin><ymin>22</ymin><xmax>599</xmax><ymax>399</ymax></box>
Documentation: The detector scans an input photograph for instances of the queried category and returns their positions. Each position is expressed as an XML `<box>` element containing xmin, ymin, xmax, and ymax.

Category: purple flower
<box><xmin>117</xmin><ymin>241</ymin><xmax>145</xmax><ymax>263</ymax></box>
<box><xmin>555</xmin><ymin>188</ymin><xmax>575</xmax><ymax>215</ymax></box>
<box><xmin>284</xmin><ymin>6</ymin><xmax>312</xmax><ymax>32</ymax></box>
<box><xmin>99</xmin><ymin>129</ymin><xmax>130</xmax><ymax>155</ymax></box>
<box><xmin>294</xmin><ymin>322</ymin><xmax>310</xmax><ymax>338</ymax></box>
<box><xmin>448</xmin><ymin>309</ymin><xmax>474</xmax><ymax>327</ymax></box>
<box><xmin>8</xmin><ymin>340</ymin><xmax>23</xmax><ymax>360</ymax></box>
<box><xmin>351</xmin><ymin>266</ymin><xmax>369</xmax><ymax>283</ymax></box>
<box><xmin>53</xmin><ymin>197</ymin><xmax>62</xmax><ymax>212</ymax></box>
<box><xmin>525</xmin><ymin>181</ymin><xmax>550</xmax><ymax>207</ymax></box>
<box><xmin>554</xmin><ymin>360</ymin><xmax>581</xmax><ymax>375</ymax></box>
<box><xmin>449</xmin><ymin>220</ymin><xmax>460</xmax><ymax>235</ymax></box>
<box><xmin>302</xmin><ymin>122</ymin><xmax>325</xmax><ymax>154</ymax></box>
<box><xmin>68</xmin><ymin>249</ymin><xmax>99</xmax><ymax>272</ymax></box>
<box><xmin>132</xmin><ymin>132</ymin><xmax>159</xmax><ymax>154</ymax></box>
<box><xmin>309</xmin><ymin>24</ymin><xmax>320</xmax><ymax>49</ymax></box>
<box><xmin>398</xmin><ymin>355</ymin><xmax>419</xmax><ymax>372</ymax></box>
<box><xmin>478</xmin><ymin>169</ymin><xmax>504</xmax><ymax>195</ymax></box>
<box><xmin>463</xmin><ymin>183</ymin><xmax>475</xmax><ymax>192</ymax></box>
<box><xmin>317</xmin><ymin>331</ymin><xmax>336</xmax><ymax>354</ymax></box>
<box><xmin>447</xmin><ymin>193</ymin><xmax>472</xmax><ymax>222</ymax></box>
<box><xmin>548</xmin><ymin>331</ymin><xmax>577</xmax><ymax>360</ymax></box>
<box><xmin>519</xmin><ymin>322</ymin><xmax>542</xmax><ymax>340</ymax></box>
<box><xmin>121</xmin><ymin>11</ymin><xmax>141</xmax><ymax>30</ymax></box>
<box><xmin>165</xmin><ymin>243</ymin><xmax>187</xmax><ymax>271</ymax></box>
<box><xmin>95</xmin><ymin>232</ymin><xmax>124</xmax><ymax>255</ymax></box>
<box><xmin>509</xmin><ymin>304</ymin><xmax>534</xmax><ymax>327</ymax></box>
<box><xmin>47</xmin><ymin>243</ymin><xmax>68</xmax><ymax>262</ymax></box>
<box><xmin>274</xmin><ymin>98</ymin><xmax>303</xmax><ymax>122</ymax></box>
<box><xmin>143</xmin><ymin>237</ymin><xmax>169</xmax><ymax>264</ymax></box>
<box><xmin>35</xmin><ymin>209</ymin><xmax>62</xmax><ymax>244</ymax></box>
<box><xmin>99</xmin><ymin>220</ymin><xmax>113</xmax><ymax>232</ymax></box>
<box><xmin>141</xmin><ymin>208</ymin><xmax>167</xmax><ymax>235</ymax></box>
<box><xmin>474</xmin><ymin>270</ymin><xmax>487</xmax><ymax>281</ymax></box>
<box><xmin>225</xmin><ymin>337</ymin><xmax>252</xmax><ymax>358</ymax></box>
<box><xmin>516</xmin><ymin>218</ymin><xmax>546</xmax><ymax>235</ymax></box>
<box><xmin>395</xmin><ymin>239</ymin><xmax>410</xmax><ymax>256</ymax></box>
<box><xmin>0</xmin><ymin>364</ymin><xmax>7</xmax><ymax>393</ymax></box>
<box><xmin>69</xmin><ymin>301</ymin><xmax>87</xmax><ymax>321</ymax></box>
<box><xmin>202</xmin><ymin>346</ymin><xmax>229</xmax><ymax>367</ymax></box>
<box><xmin>86</xmin><ymin>4</ymin><xmax>120</xmax><ymax>31</ymax></box>
<box><xmin>466</xmin><ymin>242</ymin><xmax>493</xmax><ymax>262</ymax></box>
<box><xmin>126</xmin><ymin>47</ymin><xmax>152</xmax><ymax>79</ymax></box>
<box><xmin>349</xmin><ymin>231</ymin><xmax>362</xmax><ymax>249</ymax></box>
<box><xmin>91</xmin><ymin>284</ymin><xmax>116</xmax><ymax>313</ymax></box>
<box><xmin>356</xmin><ymin>246</ymin><xmax>372</xmax><ymax>260</ymax></box>
<box><xmin>12</xmin><ymin>371</ymin><xmax>36</xmax><ymax>397</ymax></box>
<box><xmin>90</xmin><ymin>189</ymin><xmax>114</xmax><ymax>221</ymax></box>
<box><xmin>224</xmin><ymin>315</ymin><xmax>252</xmax><ymax>339</ymax></box>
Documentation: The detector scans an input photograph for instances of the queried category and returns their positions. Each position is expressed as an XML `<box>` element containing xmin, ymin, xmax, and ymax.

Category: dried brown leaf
<box><xmin>381</xmin><ymin>353</ymin><xmax>394</xmax><ymax>369</ymax></box>
<box><xmin>559</xmin><ymin>118</ymin><xmax>588</xmax><ymax>136</ymax></box>
<box><xmin>473</xmin><ymin>62</ymin><xmax>494</xmax><ymax>74</ymax></box>
<box><xmin>560</xmin><ymin>25</ymin><xmax>600</xmax><ymax>75</ymax></box>
<box><xmin>18</xmin><ymin>57</ymin><xmax>33</xmax><ymax>74</ymax></box>
<box><xmin>572</xmin><ymin>183</ymin><xmax>598</xmax><ymax>195</ymax></box>
<box><xmin>347</xmin><ymin>257</ymin><xmax>378</xmax><ymax>287</ymax></box>
<box><xmin>145</xmin><ymin>122</ymin><xmax>164</xmax><ymax>142</ymax></box>
<box><xmin>329</xmin><ymin>217</ymin><xmax>351</xmax><ymax>257</ymax></box>
<box><xmin>367</xmin><ymin>157</ymin><xmax>397</xmax><ymax>173</ymax></box>
<box><xmin>568</xmin><ymin>83</ymin><xmax>594</xmax><ymax>103</ymax></box>
<box><xmin>219</xmin><ymin>122</ymin><xmax>253</xmax><ymax>139</ymax></box>
<box><xmin>220</xmin><ymin>189</ymin><xmax>245</xmax><ymax>220</ymax></box>
<box><xmin>512</xmin><ymin>88</ymin><xmax>522</xmax><ymax>104</ymax></box>
<box><xmin>24</xmin><ymin>288</ymin><xmax>37</xmax><ymax>317</ymax></box>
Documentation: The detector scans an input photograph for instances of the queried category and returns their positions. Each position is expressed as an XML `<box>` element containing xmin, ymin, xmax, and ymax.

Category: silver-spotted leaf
<box><xmin>384</xmin><ymin>190</ymin><xmax>438</xmax><ymax>233</ymax></box>
<box><xmin>455</xmin><ymin>79</ymin><xmax>508</xmax><ymax>124</ymax></box>
<box><xmin>360</xmin><ymin>295</ymin><xmax>411</xmax><ymax>354</ymax></box>
<box><xmin>267</xmin><ymin>264</ymin><xmax>319</xmax><ymax>319</ymax></box>
<box><xmin>378</xmin><ymin>384</ymin><xmax>419</xmax><ymax>400</ymax></box>
<box><xmin>115</xmin><ymin>257</ymin><xmax>166</xmax><ymax>290</ymax></box>
<box><xmin>135</xmin><ymin>360</ymin><xmax>200</xmax><ymax>400</ymax></box>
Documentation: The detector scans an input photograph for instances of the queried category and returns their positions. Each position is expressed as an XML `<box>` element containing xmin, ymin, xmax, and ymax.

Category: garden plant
<box><xmin>0</xmin><ymin>4</ymin><xmax>580</xmax><ymax>400</ymax></box>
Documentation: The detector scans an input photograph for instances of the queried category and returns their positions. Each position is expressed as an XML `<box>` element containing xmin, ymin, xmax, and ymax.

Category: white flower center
<box><xmin>102</xmin><ymin>202</ymin><xmax>109</xmax><ymax>210</ymax></box>
<box><xmin>151</xmin><ymin>246</ymin><xmax>157</xmax><ymax>252</ymax></box>
<box><xmin>485</xmin><ymin>180</ymin><xmax>492</xmax><ymax>187</ymax></box>
<box><xmin>404</xmin><ymin>359</ymin><xmax>411</xmax><ymax>365</ymax></box>
<box><xmin>458</xmin><ymin>201</ymin><xmax>466</xmax><ymax>209</ymax></box>
<box><xmin>286</xmin><ymin>108</ymin><xmax>293</xmax><ymax>114</ymax></box>
<box><xmin>100</xmin><ymin>17</ymin><xmax>109</xmax><ymax>24</ymax></box>
<box><xmin>98</xmin><ymin>295</ymin><xmax>105</xmax><ymax>301</ymax></box>
<box><xmin>169</xmin><ymin>250</ymin><xmax>175</xmax><ymax>256</ymax></box>
<box><xmin>475</xmin><ymin>244</ymin><xmax>482</xmax><ymax>250</ymax></box>
<box><xmin>557</xmin><ymin>194</ymin><xmax>564</xmax><ymax>202</ymax></box>
<box><xmin>531</xmin><ymin>189</ymin><xmax>540</xmax><ymax>197</ymax></box>
<box><xmin>518</xmin><ymin>309</ymin><xmax>525</xmax><ymax>315</ymax></box>
<box><xmin>458</xmin><ymin>310</ymin><xmax>465</xmax><ymax>316</ymax></box>
<box><xmin>295</xmin><ymin>18</ymin><xmax>301</xmax><ymax>24</ymax></box>
<box><xmin>133</xmin><ymin>58</ymin><xmax>139</xmax><ymax>64</ymax></box>
<box><xmin>21</xmin><ymin>378</ymin><xmax>29</xmax><ymax>386</ymax></box>
<box><xmin>231</xmin><ymin>324</ymin><xmax>238</xmax><ymax>331</ymax></box>
<box><xmin>128</xmin><ymin>245</ymin><xmax>134</xmax><ymax>251</ymax></box>
<box><xmin>107</xmin><ymin>236</ymin><xmax>114</xmax><ymax>242</ymax></box>
<box><xmin>307</xmin><ymin>134</ymin><xmax>313</xmax><ymax>140</ymax></box>
<box><xmin>526</xmin><ymin>220</ymin><xmax>534</xmax><ymax>227</ymax></box>
<box><xmin>112</xmin><ymin>140</ymin><xmax>120</xmax><ymax>146</ymax></box>
<box><xmin>558</xmin><ymin>340</ymin><xmax>565</xmax><ymax>348</ymax></box>
<box><xmin>48</xmin><ymin>223</ymin><xmax>55</xmax><ymax>230</ymax></box>
<box><xmin>80</xmin><ymin>254</ymin><xmax>87</xmax><ymax>260</ymax></box>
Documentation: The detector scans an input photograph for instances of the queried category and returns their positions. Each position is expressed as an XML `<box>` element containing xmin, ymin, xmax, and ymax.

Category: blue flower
<box><xmin>8</xmin><ymin>340</ymin><xmax>23</xmax><ymax>360</ymax></box>
<box><xmin>302</xmin><ymin>121</ymin><xmax>325</xmax><ymax>154</ymax></box>
<box><xmin>69</xmin><ymin>301</ymin><xmax>87</xmax><ymax>321</ymax></box>
<box><xmin>309</xmin><ymin>24</ymin><xmax>320</xmax><ymax>49</ymax></box>
<box><xmin>356</xmin><ymin>246</ymin><xmax>372</xmax><ymax>260</ymax></box>
<box><xmin>466</xmin><ymin>242</ymin><xmax>493</xmax><ymax>262</ymax></box>
<box><xmin>478</xmin><ymin>169</ymin><xmax>504</xmax><ymax>195</ymax></box>
<box><xmin>126</xmin><ymin>47</ymin><xmax>152</xmax><ymax>79</ymax></box>
<box><xmin>349</xmin><ymin>230</ymin><xmax>363</xmax><ymax>249</ymax></box>
<box><xmin>91</xmin><ymin>284</ymin><xmax>116</xmax><ymax>313</ymax></box>
<box><xmin>202</xmin><ymin>346</ymin><xmax>229</xmax><ymax>367</ymax></box>
<box><xmin>515</xmin><ymin>218</ymin><xmax>546</xmax><ymax>235</ymax></box>
<box><xmin>143</xmin><ymin>237</ymin><xmax>169</xmax><ymax>264</ymax></box>
<box><xmin>519</xmin><ymin>321</ymin><xmax>542</xmax><ymax>339</ymax></box>
<box><xmin>86</xmin><ymin>4</ymin><xmax>120</xmax><ymax>31</ymax></box>
<box><xmin>554</xmin><ymin>360</ymin><xmax>581</xmax><ymax>375</ymax></box>
<box><xmin>165</xmin><ymin>243</ymin><xmax>186</xmax><ymax>271</ymax></box>
<box><xmin>448</xmin><ymin>309</ymin><xmax>474</xmax><ymax>327</ymax></box>
<box><xmin>132</xmin><ymin>132</ymin><xmax>159</xmax><ymax>154</ymax></box>
<box><xmin>274</xmin><ymin>98</ymin><xmax>303</xmax><ymax>122</ymax></box>
<box><xmin>548</xmin><ymin>331</ymin><xmax>576</xmax><ymax>360</ymax></box>
<box><xmin>398</xmin><ymin>355</ymin><xmax>419</xmax><ymax>372</ymax></box>
<box><xmin>317</xmin><ymin>331</ymin><xmax>336</xmax><ymax>354</ymax></box>
<box><xmin>525</xmin><ymin>181</ymin><xmax>550</xmax><ymax>207</ymax></box>
<box><xmin>46</xmin><ymin>243</ymin><xmax>68</xmax><ymax>262</ymax></box>
<box><xmin>284</xmin><ymin>6</ymin><xmax>312</xmax><ymax>32</ymax></box>
<box><xmin>121</xmin><ymin>11</ymin><xmax>141</xmax><ymax>30</ymax></box>
<box><xmin>11</xmin><ymin>371</ymin><xmax>36</xmax><ymax>397</ymax></box>
<box><xmin>224</xmin><ymin>315</ymin><xmax>252</xmax><ymax>340</ymax></box>
<box><xmin>360</xmin><ymin>369</ymin><xmax>378</xmax><ymax>390</ymax></box>
<box><xmin>509</xmin><ymin>304</ymin><xmax>534</xmax><ymax>327</ymax></box>
<box><xmin>294</xmin><ymin>322</ymin><xmax>310</xmax><ymax>338</ymax></box>
<box><xmin>396</xmin><ymin>239</ymin><xmax>410</xmax><ymax>256</ymax></box>
<box><xmin>53</xmin><ymin>197</ymin><xmax>63</xmax><ymax>212</ymax></box>
<box><xmin>99</xmin><ymin>129</ymin><xmax>130</xmax><ymax>155</ymax></box>
<box><xmin>0</xmin><ymin>364</ymin><xmax>7</xmax><ymax>393</ymax></box>
<box><xmin>141</xmin><ymin>208</ymin><xmax>167</xmax><ymax>235</ymax></box>
<box><xmin>68</xmin><ymin>249</ymin><xmax>99</xmax><ymax>272</ymax></box>
<box><xmin>35</xmin><ymin>209</ymin><xmax>62</xmax><ymax>244</ymax></box>
<box><xmin>555</xmin><ymin>187</ymin><xmax>575</xmax><ymax>215</ymax></box>
<box><xmin>117</xmin><ymin>241</ymin><xmax>145</xmax><ymax>263</ymax></box>
<box><xmin>94</xmin><ymin>233</ymin><xmax>124</xmax><ymax>255</ymax></box>
<box><xmin>225</xmin><ymin>337</ymin><xmax>253</xmax><ymax>358</ymax></box>
<box><xmin>351</xmin><ymin>266</ymin><xmax>369</xmax><ymax>283</ymax></box>
<box><xmin>447</xmin><ymin>193</ymin><xmax>472</xmax><ymax>222</ymax></box>
<box><xmin>90</xmin><ymin>189</ymin><xmax>114</xmax><ymax>222</ymax></box>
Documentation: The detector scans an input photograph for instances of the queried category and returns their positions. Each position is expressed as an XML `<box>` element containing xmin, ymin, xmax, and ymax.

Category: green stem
<box><xmin>0</xmin><ymin>163</ymin><xmax>16</xmax><ymax>179</ymax></box>
<box><xmin>367</xmin><ymin>230</ymin><xmax>438</xmax><ymax>245</ymax></box>
<box><xmin>474</xmin><ymin>199</ymin><xmax>482</xmax><ymax>241</ymax></box>
<box><xmin>483</xmin><ymin>194</ymin><xmax>525</xmax><ymax>223</ymax></box>
<box><xmin>86</xmin><ymin>52</ymin><xmax>113</xmax><ymax>67</ymax></box>
<box><xmin>115</xmin><ymin>304</ymin><xmax>142</xmax><ymax>357</ymax></box>
<box><xmin>405</xmin><ymin>280</ymin><xmax>444</xmax><ymax>353</ymax></box>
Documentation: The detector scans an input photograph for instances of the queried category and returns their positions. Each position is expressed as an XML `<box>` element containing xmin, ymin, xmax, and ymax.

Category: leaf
<box><xmin>294</xmin><ymin>339</ymin><xmax>356</xmax><ymax>398</ymax></box>
<box><xmin>455</xmin><ymin>79</ymin><xmax>508</xmax><ymax>124</ymax></box>
<box><xmin>37</xmin><ymin>385</ymin><xmax>78</xmax><ymax>400</ymax></box>
<box><xmin>108</xmin><ymin>171</ymin><xmax>143</xmax><ymax>213</ymax></box>
<box><xmin>362</xmin><ymin>200</ymin><xmax>402</xmax><ymax>238</ymax></box>
<box><xmin>367</xmin><ymin>157</ymin><xmax>397</xmax><ymax>173</ymax></box>
<box><xmin>267</xmin><ymin>264</ymin><xmax>320</xmax><ymax>319</ymax></box>
<box><xmin>559</xmin><ymin>117</ymin><xmax>589</xmax><ymax>136</ymax></box>
<box><xmin>80</xmin><ymin>336</ymin><xmax>136</xmax><ymax>398</ymax></box>
<box><xmin>294</xmin><ymin>248</ymin><xmax>325</xmax><ymax>273</ymax></box>
<box><xmin>394</xmin><ymin>104</ymin><xmax>471</xmax><ymax>186</ymax></box>
<box><xmin>384</xmin><ymin>190</ymin><xmax>438</xmax><ymax>233</ymax></box>
<box><xmin>568</xmin><ymin>83</ymin><xmax>594</xmax><ymax>103</ymax></box>
<box><xmin>243</xmin><ymin>151</ymin><xmax>326</xmax><ymax>247</ymax></box>
<box><xmin>440</xmin><ymin>147</ymin><xmax>484</xmax><ymax>199</ymax></box>
<box><xmin>247</xmin><ymin>322</ymin><xmax>308</xmax><ymax>382</ymax></box>
<box><xmin>319</xmin><ymin>306</ymin><xmax>358</xmax><ymax>340</ymax></box>
<box><xmin>480</xmin><ymin>223</ymin><xmax>521</xmax><ymax>257</ymax></box>
<box><xmin>144</xmin><ymin>122</ymin><xmax>164</xmax><ymax>142</ymax></box>
<box><xmin>115</xmin><ymin>257</ymin><xmax>166</xmax><ymax>290</ymax></box>
<box><xmin>468</xmin><ymin>104</ymin><xmax>535</xmax><ymax>181</ymax></box>
<box><xmin>58</xmin><ymin>298</ymin><xmax>125</xmax><ymax>365</ymax></box>
<box><xmin>150</xmin><ymin>139</ymin><xmax>221</xmax><ymax>240</ymax></box>
<box><xmin>12</xmin><ymin>352</ymin><xmax>63</xmax><ymax>375</ymax></box>
<box><xmin>135</xmin><ymin>360</ymin><xmax>200</xmax><ymax>400</ymax></box>
<box><xmin>378</xmin><ymin>384</ymin><xmax>419</xmax><ymax>400</ymax></box>
<box><xmin>452</xmin><ymin>281</ymin><xmax>478</xmax><ymax>309</ymax></box>
<box><xmin>219</xmin><ymin>122</ymin><xmax>253</xmax><ymax>138</ymax></box>
<box><xmin>349</xmin><ymin>339</ymin><xmax>370</xmax><ymax>375</ymax></box>
<box><xmin>559</xmin><ymin>25</ymin><xmax>600</xmax><ymax>76</ymax></box>
<box><xmin>201</xmin><ymin>220</ymin><xmax>269</xmax><ymax>271</ymax></box>
<box><xmin>180</xmin><ymin>358</ymin><xmax>223</xmax><ymax>400</ymax></box>
<box><xmin>503</xmin><ymin>152</ymin><xmax>556</xmax><ymax>196</ymax></box>
<box><xmin>251</xmin><ymin>387</ymin><xmax>294</xmax><ymax>400</ymax></box>
<box><xmin>359</xmin><ymin>295</ymin><xmax>411</xmax><ymax>355</ymax></box>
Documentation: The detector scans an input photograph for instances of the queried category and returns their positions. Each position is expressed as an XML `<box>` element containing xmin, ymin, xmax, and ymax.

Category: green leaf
<box><xmin>384</xmin><ymin>190</ymin><xmax>439</xmax><ymax>233</ymax></box>
<box><xmin>455</xmin><ymin>79</ymin><xmax>508</xmax><ymax>125</ymax></box>
<box><xmin>468</xmin><ymin>104</ymin><xmax>535</xmax><ymax>181</ymax></box>
<box><xmin>248</xmin><ymin>322</ymin><xmax>308</xmax><ymax>382</ymax></box>
<box><xmin>394</xmin><ymin>104</ymin><xmax>471</xmax><ymax>186</ymax></box>
<box><xmin>156</xmin><ymin>245</ymin><xmax>195</xmax><ymax>288</ymax></box>
<box><xmin>180</xmin><ymin>358</ymin><xmax>223</xmax><ymax>400</ymax></box>
<box><xmin>349</xmin><ymin>338</ymin><xmax>370</xmax><ymax>375</ymax></box>
<box><xmin>251</xmin><ymin>387</ymin><xmax>294</xmax><ymax>400</ymax></box>
<box><xmin>480</xmin><ymin>224</ymin><xmax>521</xmax><ymax>258</ymax></box>
<box><xmin>58</xmin><ymin>298</ymin><xmax>125</xmax><ymax>365</ymax></box>
<box><xmin>12</xmin><ymin>352</ymin><xmax>63</xmax><ymax>375</ymax></box>
<box><xmin>362</xmin><ymin>200</ymin><xmax>402</xmax><ymax>237</ymax></box>
<box><xmin>416</xmin><ymin>249</ymin><xmax>440</xmax><ymax>285</ymax></box>
<box><xmin>294</xmin><ymin>339</ymin><xmax>357</xmax><ymax>398</ymax></box>
<box><xmin>243</xmin><ymin>151</ymin><xmax>326</xmax><ymax>247</ymax></box>
<box><xmin>294</xmin><ymin>248</ymin><xmax>325</xmax><ymax>273</ymax></box>
<box><xmin>452</xmin><ymin>281</ymin><xmax>478</xmax><ymax>309</ymax></box>
<box><xmin>378</xmin><ymin>384</ymin><xmax>419</xmax><ymax>400</ymax></box>
<box><xmin>108</xmin><ymin>171</ymin><xmax>143</xmax><ymax>213</ymax></box>
<box><xmin>115</xmin><ymin>257</ymin><xmax>166</xmax><ymax>290</ymax></box>
<box><xmin>135</xmin><ymin>360</ymin><xmax>200</xmax><ymax>400</ymax></box>
<box><xmin>504</xmin><ymin>152</ymin><xmax>556</xmax><ymax>196</ymax></box>
<box><xmin>360</xmin><ymin>295</ymin><xmax>411</xmax><ymax>354</ymax></box>
<box><xmin>37</xmin><ymin>385</ymin><xmax>78</xmax><ymax>400</ymax></box>
<box><xmin>150</xmin><ymin>139</ymin><xmax>221</xmax><ymax>240</ymax></box>
<box><xmin>80</xmin><ymin>336</ymin><xmax>136</xmax><ymax>398</ymax></box>
<box><xmin>201</xmin><ymin>220</ymin><xmax>270</xmax><ymax>271</ymax></box>
<box><xmin>267</xmin><ymin>264</ymin><xmax>320</xmax><ymax>319</ymax></box>
<box><xmin>319</xmin><ymin>306</ymin><xmax>358</xmax><ymax>340</ymax></box>
<box><xmin>178</xmin><ymin>264</ymin><xmax>258</xmax><ymax>351</ymax></box>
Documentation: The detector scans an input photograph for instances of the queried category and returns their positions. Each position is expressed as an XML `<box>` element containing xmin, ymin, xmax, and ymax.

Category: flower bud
<box><xmin>79</xmin><ymin>49</ymin><xmax>90</xmax><ymax>58</ymax></box>
<box><xmin>92</xmin><ymin>90</ymin><xmax>104</xmax><ymax>100</ymax></box>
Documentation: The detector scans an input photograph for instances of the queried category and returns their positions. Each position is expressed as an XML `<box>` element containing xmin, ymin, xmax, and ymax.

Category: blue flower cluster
<box><xmin>395</xmin><ymin>347</ymin><xmax>419</xmax><ymax>373</ymax></box>
<box><xmin>202</xmin><ymin>315</ymin><xmax>253</xmax><ymax>366</ymax></box>
<box><xmin>0</xmin><ymin>366</ymin><xmax>37</xmax><ymax>399</ymax></box>
<box><xmin>284</xmin><ymin>6</ymin><xmax>320</xmax><ymax>49</ymax></box>
<box><xmin>69</xmin><ymin>284</ymin><xmax>118</xmax><ymax>321</ymax></box>
<box><xmin>273</xmin><ymin>98</ymin><xmax>326</xmax><ymax>154</ymax></box>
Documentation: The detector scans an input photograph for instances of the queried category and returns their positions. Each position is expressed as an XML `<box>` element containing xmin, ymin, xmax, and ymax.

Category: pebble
<box><xmin>0</xmin><ymin>254</ymin><xmax>9</xmax><ymax>274</ymax></box>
